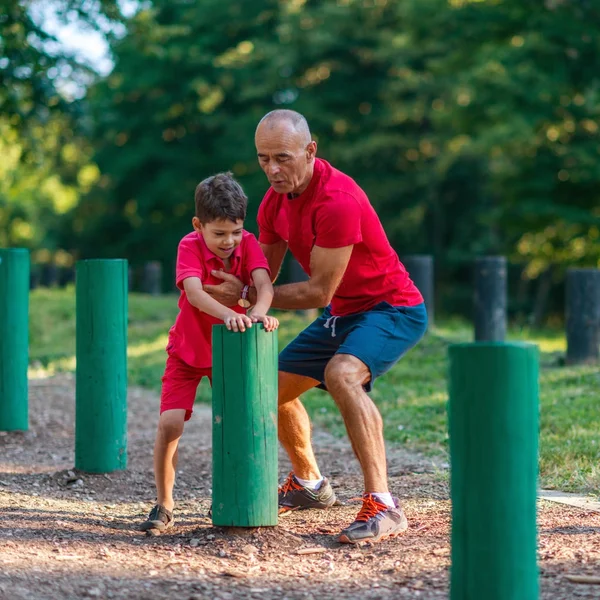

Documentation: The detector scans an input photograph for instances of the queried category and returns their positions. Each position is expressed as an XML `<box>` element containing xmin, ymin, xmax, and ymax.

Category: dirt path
<box><xmin>0</xmin><ymin>375</ymin><xmax>599</xmax><ymax>599</ymax></box>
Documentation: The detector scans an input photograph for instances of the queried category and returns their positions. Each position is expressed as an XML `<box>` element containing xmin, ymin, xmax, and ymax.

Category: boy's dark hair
<box><xmin>194</xmin><ymin>172</ymin><xmax>247</xmax><ymax>223</ymax></box>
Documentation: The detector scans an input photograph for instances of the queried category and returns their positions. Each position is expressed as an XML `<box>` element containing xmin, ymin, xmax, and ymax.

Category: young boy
<box><xmin>140</xmin><ymin>172</ymin><xmax>278</xmax><ymax>534</ymax></box>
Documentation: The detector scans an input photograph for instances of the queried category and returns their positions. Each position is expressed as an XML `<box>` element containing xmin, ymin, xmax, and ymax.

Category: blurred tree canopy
<box><xmin>3</xmin><ymin>0</ymin><xmax>600</xmax><ymax>316</ymax></box>
<box><xmin>0</xmin><ymin>0</ymin><xmax>121</xmax><ymax>255</ymax></box>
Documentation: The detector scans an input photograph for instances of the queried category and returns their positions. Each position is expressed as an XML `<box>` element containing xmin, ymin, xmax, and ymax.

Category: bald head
<box><xmin>256</xmin><ymin>110</ymin><xmax>312</xmax><ymax>146</ymax></box>
<box><xmin>255</xmin><ymin>110</ymin><xmax>317</xmax><ymax>196</ymax></box>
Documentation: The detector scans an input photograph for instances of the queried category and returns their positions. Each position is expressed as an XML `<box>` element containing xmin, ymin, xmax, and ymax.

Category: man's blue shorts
<box><xmin>279</xmin><ymin>302</ymin><xmax>427</xmax><ymax>392</ymax></box>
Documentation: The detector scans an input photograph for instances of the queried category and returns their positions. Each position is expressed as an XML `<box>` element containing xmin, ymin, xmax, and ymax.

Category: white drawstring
<box><xmin>323</xmin><ymin>315</ymin><xmax>339</xmax><ymax>338</ymax></box>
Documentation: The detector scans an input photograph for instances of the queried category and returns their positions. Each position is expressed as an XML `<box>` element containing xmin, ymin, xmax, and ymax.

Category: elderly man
<box><xmin>204</xmin><ymin>110</ymin><xmax>427</xmax><ymax>544</ymax></box>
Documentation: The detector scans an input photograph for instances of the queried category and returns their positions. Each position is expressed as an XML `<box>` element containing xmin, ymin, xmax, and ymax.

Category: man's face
<box><xmin>255</xmin><ymin>122</ymin><xmax>316</xmax><ymax>195</ymax></box>
<box><xmin>193</xmin><ymin>217</ymin><xmax>244</xmax><ymax>260</ymax></box>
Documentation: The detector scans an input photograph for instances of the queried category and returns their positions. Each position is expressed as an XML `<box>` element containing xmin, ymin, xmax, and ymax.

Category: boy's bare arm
<box><xmin>248</xmin><ymin>268</ymin><xmax>279</xmax><ymax>332</ymax></box>
<box><xmin>182</xmin><ymin>277</ymin><xmax>252</xmax><ymax>332</ymax></box>
<box><xmin>250</xmin><ymin>268</ymin><xmax>274</xmax><ymax>316</ymax></box>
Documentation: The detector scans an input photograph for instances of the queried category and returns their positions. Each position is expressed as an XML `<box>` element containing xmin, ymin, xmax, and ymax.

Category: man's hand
<box><xmin>203</xmin><ymin>270</ymin><xmax>244</xmax><ymax>306</ymax></box>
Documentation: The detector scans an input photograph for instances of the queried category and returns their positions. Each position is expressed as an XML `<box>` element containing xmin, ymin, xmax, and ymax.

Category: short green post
<box><xmin>448</xmin><ymin>342</ymin><xmax>539</xmax><ymax>600</ymax></box>
<box><xmin>212</xmin><ymin>324</ymin><xmax>278</xmax><ymax>527</ymax></box>
<box><xmin>0</xmin><ymin>248</ymin><xmax>30</xmax><ymax>431</ymax></box>
<box><xmin>75</xmin><ymin>259</ymin><xmax>128</xmax><ymax>472</ymax></box>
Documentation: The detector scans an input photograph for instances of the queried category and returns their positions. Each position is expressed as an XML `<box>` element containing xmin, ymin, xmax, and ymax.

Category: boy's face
<box><xmin>193</xmin><ymin>217</ymin><xmax>244</xmax><ymax>260</ymax></box>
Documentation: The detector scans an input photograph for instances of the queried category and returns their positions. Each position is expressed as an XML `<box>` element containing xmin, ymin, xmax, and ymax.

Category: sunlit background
<box><xmin>2</xmin><ymin>0</ymin><xmax>600</xmax><ymax>322</ymax></box>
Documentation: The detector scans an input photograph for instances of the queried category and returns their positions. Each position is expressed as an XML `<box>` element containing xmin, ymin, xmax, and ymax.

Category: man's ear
<box><xmin>192</xmin><ymin>216</ymin><xmax>202</xmax><ymax>232</ymax></box>
<box><xmin>306</xmin><ymin>140</ymin><xmax>317</xmax><ymax>161</ymax></box>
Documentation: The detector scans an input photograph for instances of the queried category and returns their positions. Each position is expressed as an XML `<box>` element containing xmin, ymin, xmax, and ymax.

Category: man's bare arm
<box><xmin>260</xmin><ymin>239</ymin><xmax>288</xmax><ymax>283</ymax></box>
<box><xmin>248</xmin><ymin>245</ymin><xmax>353</xmax><ymax>310</ymax></box>
<box><xmin>204</xmin><ymin>242</ymin><xmax>352</xmax><ymax>310</ymax></box>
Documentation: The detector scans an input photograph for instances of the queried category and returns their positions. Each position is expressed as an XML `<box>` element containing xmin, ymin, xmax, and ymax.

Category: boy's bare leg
<box><xmin>153</xmin><ymin>409</ymin><xmax>186</xmax><ymax>511</ymax></box>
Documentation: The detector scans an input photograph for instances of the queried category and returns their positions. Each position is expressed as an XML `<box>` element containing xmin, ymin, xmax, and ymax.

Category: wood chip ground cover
<box><xmin>0</xmin><ymin>375</ymin><xmax>598</xmax><ymax>599</ymax></box>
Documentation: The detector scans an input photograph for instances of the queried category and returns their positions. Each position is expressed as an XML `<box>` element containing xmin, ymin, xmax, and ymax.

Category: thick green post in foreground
<box><xmin>0</xmin><ymin>248</ymin><xmax>30</xmax><ymax>431</ymax></box>
<box><xmin>212</xmin><ymin>324</ymin><xmax>278</xmax><ymax>527</ymax></box>
<box><xmin>449</xmin><ymin>343</ymin><xmax>539</xmax><ymax>600</ymax></box>
<box><xmin>75</xmin><ymin>259</ymin><xmax>128</xmax><ymax>472</ymax></box>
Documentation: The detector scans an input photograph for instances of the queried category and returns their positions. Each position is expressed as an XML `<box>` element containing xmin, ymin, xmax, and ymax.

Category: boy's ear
<box><xmin>192</xmin><ymin>216</ymin><xmax>202</xmax><ymax>232</ymax></box>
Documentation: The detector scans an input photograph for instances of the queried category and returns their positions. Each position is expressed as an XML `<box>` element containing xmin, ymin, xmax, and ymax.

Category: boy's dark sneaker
<box><xmin>278</xmin><ymin>472</ymin><xmax>337</xmax><ymax>513</ymax></box>
<box><xmin>338</xmin><ymin>494</ymin><xmax>408</xmax><ymax>544</ymax></box>
<box><xmin>140</xmin><ymin>504</ymin><xmax>174</xmax><ymax>534</ymax></box>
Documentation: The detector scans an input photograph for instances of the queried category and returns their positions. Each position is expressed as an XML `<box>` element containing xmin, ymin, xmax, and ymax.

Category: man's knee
<box><xmin>158</xmin><ymin>410</ymin><xmax>185</xmax><ymax>441</ymax></box>
<box><xmin>324</xmin><ymin>354</ymin><xmax>370</xmax><ymax>393</ymax></box>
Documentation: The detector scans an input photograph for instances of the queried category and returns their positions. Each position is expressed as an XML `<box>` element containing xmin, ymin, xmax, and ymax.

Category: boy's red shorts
<box><xmin>160</xmin><ymin>354</ymin><xmax>212</xmax><ymax>421</ymax></box>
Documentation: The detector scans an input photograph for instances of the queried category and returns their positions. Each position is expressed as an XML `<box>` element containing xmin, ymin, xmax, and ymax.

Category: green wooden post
<box><xmin>0</xmin><ymin>248</ymin><xmax>30</xmax><ymax>431</ymax></box>
<box><xmin>212</xmin><ymin>324</ymin><xmax>278</xmax><ymax>527</ymax></box>
<box><xmin>448</xmin><ymin>342</ymin><xmax>539</xmax><ymax>600</ymax></box>
<box><xmin>75</xmin><ymin>259</ymin><xmax>128</xmax><ymax>472</ymax></box>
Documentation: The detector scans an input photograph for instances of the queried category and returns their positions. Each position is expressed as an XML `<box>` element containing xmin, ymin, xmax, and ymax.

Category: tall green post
<box><xmin>212</xmin><ymin>324</ymin><xmax>278</xmax><ymax>527</ymax></box>
<box><xmin>75</xmin><ymin>259</ymin><xmax>128</xmax><ymax>472</ymax></box>
<box><xmin>448</xmin><ymin>342</ymin><xmax>539</xmax><ymax>600</ymax></box>
<box><xmin>0</xmin><ymin>248</ymin><xmax>30</xmax><ymax>431</ymax></box>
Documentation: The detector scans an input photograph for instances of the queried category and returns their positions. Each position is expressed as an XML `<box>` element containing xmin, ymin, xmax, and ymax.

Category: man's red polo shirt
<box><xmin>168</xmin><ymin>230</ymin><xmax>269</xmax><ymax>368</ymax></box>
<box><xmin>257</xmin><ymin>158</ymin><xmax>423</xmax><ymax>316</ymax></box>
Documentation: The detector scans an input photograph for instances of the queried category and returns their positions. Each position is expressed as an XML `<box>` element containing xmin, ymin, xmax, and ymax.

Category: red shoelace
<box><xmin>351</xmin><ymin>494</ymin><xmax>389</xmax><ymax>522</ymax></box>
<box><xmin>278</xmin><ymin>472</ymin><xmax>304</xmax><ymax>495</ymax></box>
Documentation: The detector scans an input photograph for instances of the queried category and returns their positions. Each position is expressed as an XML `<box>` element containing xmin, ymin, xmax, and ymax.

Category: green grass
<box><xmin>29</xmin><ymin>289</ymin><xmax>600</xmax><ymax>494</ymax></box>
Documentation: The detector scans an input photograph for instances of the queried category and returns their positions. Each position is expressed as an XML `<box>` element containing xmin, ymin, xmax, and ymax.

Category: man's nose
<box><xmin>268</xmin><ymin>162</ymin><xmax>281</xmax><ymax>176</ymax></box>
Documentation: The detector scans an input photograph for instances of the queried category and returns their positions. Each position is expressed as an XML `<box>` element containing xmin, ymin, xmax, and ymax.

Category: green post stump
<box><xmin>448</xmin><ymin>342</ymin><xmax>539</xmax><ymax>600</ymax></box>
<box><xmin>212</xmin><ymin>324</ymin><xmax>278</xmax><ymax>527</ymax></box>
<box><xmin>75</xmin><ymin>259</ymin><xmax>128</xmax><ymax>472</ymax></box>
<box><xmin>0</xmin><ymin>248</ymin><xmax>30</xmax><ymax>431</ymax></box>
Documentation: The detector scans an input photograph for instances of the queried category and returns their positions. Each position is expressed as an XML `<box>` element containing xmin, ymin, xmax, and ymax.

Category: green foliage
<box><xmin>30</xmin><ymin>289</ymin><xmax>600</xmax><ymax>494</ymax></box>
<box><xmin>0</xmin><ymin>0</ymin><xmax>123</xmax><ymax>258</ymax></box>
<box><xmin>1</xmin><ymin>1</ymin><xmax>70</xmax><ymax>139</ymax></box>
<box><xmin>4</xmin><ymin>0</ymin><xmax>600</xmax><ymax>316</ymax></box>
<box><xmin>0</xmin><ymin>0</ymin><xmax>122</xmax><ymax>143</ymax></box>
<box><xmin>61</xmin><ymin>0</ymin><xmax>600</xmax><ymax>310</ymax></box>
<box><xmin>69</xmin><ymin>1</ymin><xmax>286</xmax><ymax>264</ymax></box>
<box><xmin>0</xmin><ymin>118</ymin><xmax>99</xmax><ymax>255</ymax></box>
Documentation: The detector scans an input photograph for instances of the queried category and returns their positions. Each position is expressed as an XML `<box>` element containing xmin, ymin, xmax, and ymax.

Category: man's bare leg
<box><xmin>324</xmin><ymin>354</ymin><xmax>389</xmax><ymax>493</ymax></box>
<box><xmin>278</xmin><ymin>371</ymin><xmax>321</xmax><ymax>480</ymax></box>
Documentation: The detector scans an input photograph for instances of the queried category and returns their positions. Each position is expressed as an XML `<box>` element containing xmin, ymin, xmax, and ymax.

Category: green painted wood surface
<box><xmin>212</xmin><ymin>324</ymin><xmax>278</xmax><ymax>527</ymax></box>
<box><xmin>448</xmin><ymin>342</ymin><xmax>539</xmax><ymax>600</ymax></box>
<box><xmin>75</xmin><ymin>259</ymin><xmax>128</xmax><ymax>472</ymax></box>
<box><xmin>0</xmin><ymin>248</ymin><xmax>29</xmax><ymax>431</ymax></box>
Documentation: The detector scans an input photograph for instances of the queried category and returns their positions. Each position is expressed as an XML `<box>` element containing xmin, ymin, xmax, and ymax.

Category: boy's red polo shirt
<box><xmin>257</xmin><ymin>158</ymin><xmax>423</xmax><ymax>316</ymax></box>
<box><xmin>168</xmin><ymin>230</ymin><xmax>269</xmax><ymax>368</ymax></box>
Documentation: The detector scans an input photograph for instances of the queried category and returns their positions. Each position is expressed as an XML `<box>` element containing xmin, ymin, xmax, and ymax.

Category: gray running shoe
<box><xmin>278</xmin><ymin>472</ymin><xmax>337</xmax><ymax>513</ymax></box>
<box><xmin>338</xmin><ymin>494</ymin><xmax>408</xmax><ymax>544</ymax></box>
<box><xmin>140</xmin><ymin>504</ymin><xmax>174</xmax><ymax>535</ymax></box>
